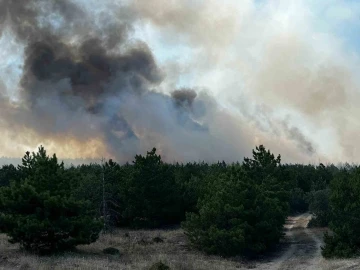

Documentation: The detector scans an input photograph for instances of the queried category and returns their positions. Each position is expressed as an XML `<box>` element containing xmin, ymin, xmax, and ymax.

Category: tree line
<box><xmin>0</xmin><ymin>145</ymin><xmax>359</xmax><ymax>258</ymax></box>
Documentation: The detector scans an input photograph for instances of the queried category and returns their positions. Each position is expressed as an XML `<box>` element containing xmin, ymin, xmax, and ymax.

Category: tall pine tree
<box><xmin>0</xmin><ymin>146</ymin><xmax>103</xmax><ymax>254</ymax></box>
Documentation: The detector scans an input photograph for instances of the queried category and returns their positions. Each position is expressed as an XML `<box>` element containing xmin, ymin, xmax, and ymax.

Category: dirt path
<box><xmin>277</xmin><ymin>213</ymin><xmax>322</xmax><ymax>270</ymax></box>
<box><xmin>277</xmin><ymin>228</ymin><xmax>322</xmax><ymax>269</ymax></box>
<box><xmin>254</xmin><ymin>213</ymin><xmax>323</xmax><ymax>270</ymax></box>
<box><xmin>254</xmin><ymin>213</ymin><xmax>360</xmax><ymax>270</ymax></box>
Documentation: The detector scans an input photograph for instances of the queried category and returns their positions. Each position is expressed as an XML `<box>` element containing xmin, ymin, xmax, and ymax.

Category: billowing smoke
<box><xmin>0</xmin><ymin>0</ymin><xmax>255</xmax><ymax>162</ymax></box>
<box><xmin>171</xmin><ymin>88</ymin><xmax>197</xmax><ymax>109</ymax></box>
<box><xmin>5</xmin><ymin>0</ymin><xmax>352</xmax><ymax>163</ymax></box>
<box><xmin>0</xmin><ymin>1</ymin><xmax>157</xmax><ymax>160</ymax></box>
<box><xmin>122</xmin><ymin>0</ymin><xmax>360</xmax><ymax>164</ymax></box>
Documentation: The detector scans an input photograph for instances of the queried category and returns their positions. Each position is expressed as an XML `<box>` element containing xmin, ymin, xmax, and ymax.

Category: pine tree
<box><xmin>0</xmin><ymin>146</ymin><xmax>103</xmax><ymax>254</ymax></box>
<box><xmin>122</xmin><ymin>148</ymin><xmax>182</xmax><ymax>228</ymax></box>
<box><xmin>182</xmin><ymin>146</ymin><xmax>290</xmax><ymax>257</ymax></box>
<box><xmin>322</xmin><ymin>168</ymin><xmax>360</xmax><ymax>258</ymax></box>
<box><xmin>0</xmin><ymin>164</ymin><xmax>22</xmax><ymax>187</ymax></box>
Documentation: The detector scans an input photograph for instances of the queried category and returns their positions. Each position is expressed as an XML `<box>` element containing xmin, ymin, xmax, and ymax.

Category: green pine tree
<box><xmin>0</xmin><ymin>146</ymin><xmax>103</xmax><ymax>254</ymax></box>
<box><xmin>322</xmin><ymin>168</ymin><xmax>360</xmax><ymax>258</ymax></box>
<box><xmin>122</xmin><ymin>148</ymin><xmax>182</xmax><ymax>228</ymax></box>
<box><xmin>182</xmin><ymin>146</ymin><xmax>289</xmax><ymax>257</ymax></box>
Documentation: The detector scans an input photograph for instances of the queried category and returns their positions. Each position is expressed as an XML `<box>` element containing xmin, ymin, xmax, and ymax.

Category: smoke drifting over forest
<box><xmin>0</xmin><ymin>0</ymin><xmax>358</xmax><ymax>163</ymax></box>
<box><xmin>0</xmin><ymin>0</ymin><xmax>240</xmax><ymax>162</ymax></box>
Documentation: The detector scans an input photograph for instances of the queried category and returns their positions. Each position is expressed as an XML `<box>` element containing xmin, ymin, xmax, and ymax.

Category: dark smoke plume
<box><xmin>282</xmin><ymin>122</ymin><xmax>315</xmax><ymax>155</ymax></box>
<box><xmin>0</xmin><ymin>0</ymin><xmax>220</xmax><ymax>161</ymax></box>
<box><xmin>21</xmin><ymin>38</ymin><xmax>162</xmax><ymax>112</ymax></box>
<box><xmin>171</xmin><ymin>88</ymin><xmax>197</xmax><ymax>109</ymax></box>
<box><xmin>0</xmin><ymin>0</ymin><xmax>318</xmax><ymax>163</ymax></box>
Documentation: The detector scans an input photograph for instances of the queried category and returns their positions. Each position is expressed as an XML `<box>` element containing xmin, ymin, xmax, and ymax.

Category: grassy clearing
<box><xmin>3</xmin><ymin>225</ymin><xmax>359</xmax><ymax>270</ymax></box>
<box><xmin>0</xmin><ymin>228</ymin><xmax>255</xmax><ymax>270</ymax></box>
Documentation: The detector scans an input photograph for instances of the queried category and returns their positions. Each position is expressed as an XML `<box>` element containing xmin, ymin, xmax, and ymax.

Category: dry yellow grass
<box><xmin>0</xmin><ymin>228</ymin><xmax>253</xmax><ymax>270</ymax></box>
<box><xmin>2</xmin><ymin>223</ymin><xmax>360</xmax><ymax>269</ymax></box>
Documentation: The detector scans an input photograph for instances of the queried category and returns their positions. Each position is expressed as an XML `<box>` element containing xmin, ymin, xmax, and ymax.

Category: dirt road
<box><xmin>253</xmin><ymin>213</ymin><xmax>322</xmax><ymax>270</ymax></box>
<box><xmin>277</xmin><ymin>214</ymin><xmax>323</xmax><ymax>270</ymax></box>
<box><xmin>254</xmin><ymin>213</ymin><xmax>360</xmax><ymax>270</ymax></box>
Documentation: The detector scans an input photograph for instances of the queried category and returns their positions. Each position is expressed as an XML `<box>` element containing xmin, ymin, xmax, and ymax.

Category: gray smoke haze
<box><xmin>121</xmin><ymin>0</ymin><xmax>360</xmax><ymax>163</ymax></box>
<box><xmin>6</xmin><ymin>0</ymin><xmax>356</xmax><ymax>163</ymax></box>
<box><xmin>0</xmin><ymin>0</ymin><xmax>257</xmax><ymax>162</ymax></box>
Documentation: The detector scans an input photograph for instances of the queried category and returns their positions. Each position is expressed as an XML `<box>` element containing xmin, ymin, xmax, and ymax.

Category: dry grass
<box><xmin>0</xmin><ymin>228</ymin><xmax>254</xmax><ymax>270</ymax></box>
<box><xmin>3</xmin><ymin>225</ymin><xmax>359</xmax><ymax>269</ymax></box>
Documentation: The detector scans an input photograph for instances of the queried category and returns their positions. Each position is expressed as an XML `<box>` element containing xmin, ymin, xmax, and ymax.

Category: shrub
<box><xmin>153</xmin><ymin>236</ymin><xmax>164</xmax><ymax>243</ymax></box>
<box><xmin>103</xmin><ymin>247</ymin><xmax>120</xmax><ymax>255</ymax></box>
<box><xmin>0</xmin><ymin>147</ymin><xmax>103</xmax><ymax>254</ymax></box>
<box><xmin>149</xmin><ymin>261</ymin><xmax>170</xmax><ymax>270</ymax></box>
<box><xmin>322</xmin><ymin>232</ymin><xmax>358</xmax><ymax>258</ymax></box>
<box><xmin>322</xmin><ymin>168</ymin><xmax>360</xmax><ymax>258</ymax></box>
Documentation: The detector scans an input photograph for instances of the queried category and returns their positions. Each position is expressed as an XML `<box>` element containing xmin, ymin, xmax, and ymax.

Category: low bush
<box><xmin>149</xmin><ymin>261</ymin><xmax>170</xmax><ymax>270</ymax></box>
<box><xmin>103</xmin><ymin>247</ymin><xmax>120</xmax><ymax>255</ymax></box>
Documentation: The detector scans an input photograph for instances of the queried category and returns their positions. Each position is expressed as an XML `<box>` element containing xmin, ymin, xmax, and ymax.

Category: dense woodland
<box><xmin>0</xmin><ymin>145</ymin><xmax>359</xmax><ymax>258</ymax></box>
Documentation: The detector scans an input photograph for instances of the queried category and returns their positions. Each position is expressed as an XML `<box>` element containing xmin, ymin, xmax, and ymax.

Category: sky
<box><xmin>1</xmin><ymin>0</ymin><xmax>360</xmax><ymax>164</ymax></box>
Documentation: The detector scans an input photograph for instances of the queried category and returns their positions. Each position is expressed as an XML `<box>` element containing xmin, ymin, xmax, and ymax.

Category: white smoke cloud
<box><xmin>128</xmin><ymin>0</ymin><xmax>360</xmax><ymax>163</ymax></box>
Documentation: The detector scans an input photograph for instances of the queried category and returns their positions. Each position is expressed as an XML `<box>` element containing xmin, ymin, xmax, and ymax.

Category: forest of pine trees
<box><xmin>0</xmin><ymin>145</ymin><xmax>359</xmax><ymax>258</ymax></box>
